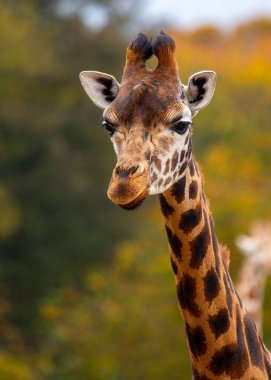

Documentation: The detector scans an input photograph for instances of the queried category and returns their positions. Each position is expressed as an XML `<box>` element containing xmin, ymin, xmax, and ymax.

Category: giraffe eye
<box><xmin>172</xmin><ymin>121</ymin><xmax>191</xmax><ymax>135</ymax></box>
<box><xmin>101</xmin><ymin>120</ymin><xmax>116</xmax><ymax>137</ymax></box>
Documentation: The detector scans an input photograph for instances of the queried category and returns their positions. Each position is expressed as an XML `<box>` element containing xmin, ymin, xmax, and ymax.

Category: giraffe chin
<box><xmin>117</xmin><ymin>189</ymin><xmax>148</xmax><ymax>210</ymax></box>
<box><xmin>108</xmin><ymin>187</ymin><xmax>149</xmax><ymax>211</ymax></box>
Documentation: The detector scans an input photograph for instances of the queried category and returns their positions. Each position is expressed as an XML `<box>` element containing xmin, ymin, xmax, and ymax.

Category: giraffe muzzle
<box><xmin>107</xmin><ymin>164</ymin><xmax>149</xmax><ymax>209</ymax></box>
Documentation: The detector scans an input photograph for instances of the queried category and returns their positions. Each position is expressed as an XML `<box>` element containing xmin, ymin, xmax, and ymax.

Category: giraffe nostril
<box><xmin>115</xmin><ymin>165</ymin><xmax>140</xmax><ymax>179</ymax></box>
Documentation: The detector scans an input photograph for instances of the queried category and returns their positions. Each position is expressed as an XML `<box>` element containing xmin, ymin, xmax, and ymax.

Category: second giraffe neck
<box><xmin>160</xmin><ymin>158</ymin><xmax>270</xmax><ymax>380</ymax></box>
<box><xmin>236</xmin><ymin>258</ymin><xmax>267</xmax><ymax>335</ymax></box>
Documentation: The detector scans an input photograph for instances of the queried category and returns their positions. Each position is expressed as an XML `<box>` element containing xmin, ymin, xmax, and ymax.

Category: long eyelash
<box><xmin>172</xmin><ymin>120</ymin><xmax>193</xmax><ymax>127</ymax></box>
<box><xmin>100</xmin><ymin>120</ymin><xmax>109</xmax><ymax>128</ymax></box>
<box><xmin>100</xmin><ymin>119</ymin><xmax>116</xmax><ymax>128</ymax></box>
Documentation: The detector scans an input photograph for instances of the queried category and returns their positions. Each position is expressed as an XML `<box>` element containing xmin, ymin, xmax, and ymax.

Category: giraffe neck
<box><xmin>159</xmin><ymin>158</ymin><xmax>271</xmax><ymax>379</ymax></box>
<box><xmin>236</xmin><ymin>259</ymin><xmax>267</xmax><ymax>335</ymax></box>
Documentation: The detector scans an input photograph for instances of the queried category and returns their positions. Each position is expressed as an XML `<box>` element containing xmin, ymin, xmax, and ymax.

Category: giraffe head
<box><xmin>80</xmin><ymin>32</ymin><xmax>216</xmax><ymax>209</ymax></box>
<box><xmin>236</xmin><ymin>221</ymin><xmax>271</xmax><ymax>271</ymax></box>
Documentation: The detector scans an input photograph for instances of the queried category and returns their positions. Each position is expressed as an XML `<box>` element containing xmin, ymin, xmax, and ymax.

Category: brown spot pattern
<box><xmin>171</xmin><ymin>176</ymin><xmax>186</xmax><ymax>203</ymax></box>
<box><xmin>244</xmin><ymin>314</ymin><xmax>264</xmax><ymax>370</ymax></box>
<box><xmin>180</xmin><ymin>150</ymin><xmax>185</xmax><ymax>162</ymax></box>
<box><xmin>171</xmin><ymin>150</ymin><xmax>179</xmax><ymax>171</ymax></box>
<box><xmin>153</xmin><ymin>156</ymin><xmax>162</xmax><ymax>171</ymax></box>
<box><xmin>186</xmin><ymin>323</ymin><xmax>207</xmax><ymax>359</ymax></box>
<box><xmin>189</xmin><ymin>160</ymin><xmax>195</xmax><ymax>176</ymax></box>
<box><xmin>189</xmin><ymin>181</ymin><xmax>198</xmax><ymax>200</ymax></box>
<box><xmin>164</xmin><ymin>176</ymin><xmax>172</xmax><ymax>187</ymax></box>
<box><xmin>165</xmin><ymin>226</ymin><xmax>182</xmax><ymax>262</ymax></box>
<box><xmin>208</xmin><ymin>308</ymin><xmax>230</xmax><ymax>339</ymax></box>
<box><xmin>208</xmin><ymin>306</ymin><xmax>249</xmax><ymax>377</ymax></box>
<box><xmin>189</xmin><ymin>211</ymin><xmax>210</xmax><ymax>269</ymax></box>
<box><xmin>151</xmin><ymin>173</ymin><xmax>158</xmax><ymax>182</ymax></box>
<box><xmin>204</xmin><ymin>268</ymin><xmax>220</xmax><ymax>303</ymax></box>
<box><xmin>163</xmin><ymin>159</ymin><xmax>170</xmax><ymax>175</ymax></box>
<box><xmin>179</xmin><ymin>204</ymin><xmax>202</xmax><ymax>234</ymax></box>
<box><xmin>177</xmin><ymin>274</ymin><xmax>201</xmax><ymax>317</ymax></box>
<box><xmin>158</xmin><ymin>178</ymin><xmax>163</xmax><ymax>187</ymax></box>
<box><xmin>159</xmin><ymin>194</ymin><xmax>174</xmax><ymax>218</ymax></box>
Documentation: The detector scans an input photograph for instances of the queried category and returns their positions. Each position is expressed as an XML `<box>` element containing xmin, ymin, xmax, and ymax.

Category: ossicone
<box><xmin>128</xmin><ymin>33</ymin><xmax>153</xmax><ymax>61</ymax></box>
<box><xmin>123</xmin><ymin>33</ymin><xmax>153</xmax><ymax>79</ymax></box>
<box><xmin>152</xmin><ymin>31</ymin><xmax>176</xmax><ymax>65</ymax></box>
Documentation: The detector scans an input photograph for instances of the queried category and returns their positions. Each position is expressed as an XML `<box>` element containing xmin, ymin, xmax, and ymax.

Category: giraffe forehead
<box><xmin>106</xmin><ymin>83</ymin><xmax>186</xmax><ymax>127</ymax></box>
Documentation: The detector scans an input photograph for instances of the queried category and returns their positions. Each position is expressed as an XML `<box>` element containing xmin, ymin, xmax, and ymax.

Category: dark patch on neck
<box><xmin>208</xmin><ymin>307</ymin><xmax>249</xmax><ymax>378</ymax></box>
<box><xmin>208</xmin><ymin>343</ymin><xmax>248</xmax><ymax>378</ymax></box>
<box><xmin>179</xmin><ymin>204</ymin><xmax>202</xmax><ymax>234</ymax></box>
<box><xmin>189</xmin><ymin>210</ymin><xmax>211</xmax><ymax>269</ymax></box>
<box><xmin>165</xmin><ymin>225</ymin><xmax>182</xmax><ymax>262</ymax></box>
<box><xmin>159</xmin><ymin>194</ymin><xmax>174</xmax><ymax>218</ymax></box>
<box><xmin>204</xmin><ymin>268</ymin><xmax>220</xmax><ymax>303</ymax></box>
<box><xmin>208</xmin><ymin>308</ymin><xmax>230</xmax><ymax>339</ymax></box>
<box><xmin>186</xmin><ymin>323</ymin><xmax>207</xmax><ymax>359</ymax></box>
<box><xmin>171</xmin><ymin>175</ymin><xmax>186</xmax><ymax>203</ymax></box>
<box><xmin>244</xmin><ymin>313</ymin><xmax>264</xmax><ymax>370</ymax></box>
<box><xmin>189</xmin><ymin>181</ymin><xmax>198</xmax><ymax>200</ymax></box>
<box><xmin>177</xmin><ymin>274</ymin><xmax>201</xmax><ymax>318</ymax></box>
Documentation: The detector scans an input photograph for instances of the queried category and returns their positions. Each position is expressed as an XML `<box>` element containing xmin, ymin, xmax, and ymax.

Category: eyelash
<box><xmin>101</xmin><ymin>120</ymin><xmax>116</xmax><ymax>137</ymax></box>
<box><xmin>100</xmin><ymin>119</ymin><xmax>191</xmax><ymax>136</ymax></box>
<box><xmin>172</xmin><ymin>121</ymin><xmax>192</xmax><ymax>134</ymax></box>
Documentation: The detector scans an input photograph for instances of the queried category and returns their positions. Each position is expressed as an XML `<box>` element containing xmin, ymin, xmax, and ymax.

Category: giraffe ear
<box><xmin>79</xmin><ymin>71</ymin><xmax>120</xmax><ymax>109</ymax></box>
<box><xmin>185</xmin><ymin>71</ymin><xmax>216</xmax><ymax>116</ymax></box>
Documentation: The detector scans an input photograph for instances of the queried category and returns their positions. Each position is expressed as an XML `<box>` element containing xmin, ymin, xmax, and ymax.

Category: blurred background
<box><xmin>1</xmin><ymin>0</ymin><xmax>271</xmax><ymax>378</ymax></box>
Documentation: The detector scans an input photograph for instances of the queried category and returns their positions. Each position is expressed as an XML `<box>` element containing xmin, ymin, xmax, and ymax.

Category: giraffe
<box><xmin>235</xmin><ymin>221</ymin><xmax>271</xmax><ymax>336</ymax></box>
<box><xmin>79</xmin><ymin>32</ymin><xmax>271</xmax><ymax>379</ymax></box>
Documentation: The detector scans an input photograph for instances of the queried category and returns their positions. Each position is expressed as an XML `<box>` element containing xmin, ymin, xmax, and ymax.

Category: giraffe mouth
<box><xmin>117</xmin><ymin>188</ymin><xmax>149</xmax><ymax>210</ymax></box>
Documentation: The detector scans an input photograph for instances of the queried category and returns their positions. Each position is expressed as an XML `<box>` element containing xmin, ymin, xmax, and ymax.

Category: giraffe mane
<box><xmin>219</xmin><ymin>243</ymin><xmax>231</xmax><ymax>269</ymax></box>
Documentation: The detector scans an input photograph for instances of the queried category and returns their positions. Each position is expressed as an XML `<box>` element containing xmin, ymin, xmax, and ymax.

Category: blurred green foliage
<box><xmin>0</xmin><ymin>1</ymin><xmax>271</xmax><ymax>378</ymax></box>
<box><xmin>0</xmin><ymin>0</ymin><xmax>142</xmax><ymax>364</ymax></box>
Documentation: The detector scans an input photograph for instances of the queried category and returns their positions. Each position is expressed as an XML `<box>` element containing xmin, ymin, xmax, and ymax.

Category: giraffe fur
<box><xmin>79</xmin><ymin>31</ymin><xmax>271</xmax><ymax>379</ymax></box>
